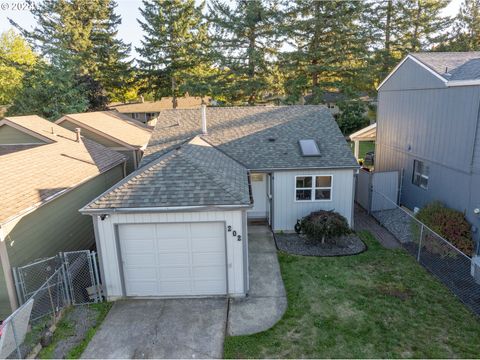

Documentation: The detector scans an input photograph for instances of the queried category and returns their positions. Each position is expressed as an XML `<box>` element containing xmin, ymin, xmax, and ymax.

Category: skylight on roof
<box><xmin>299</xmin><ymin>139</ymin><xmax>320</xmax><ymax>156</ymax></box>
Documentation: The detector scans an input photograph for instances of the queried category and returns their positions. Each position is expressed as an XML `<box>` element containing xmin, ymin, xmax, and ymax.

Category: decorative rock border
<box><xmin>274</xmin><ymin>232</ymin><xmax>366</xmax><ymax>256</ymax></box>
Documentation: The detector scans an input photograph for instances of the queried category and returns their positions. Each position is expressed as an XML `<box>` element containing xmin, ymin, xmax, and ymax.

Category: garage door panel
<box><xmin>124</xmin><ymin>266</ymin><xmax>156</xmax><ymax>281</ymax></box>
<box><xmin>156</xmin><ymin>237</ymin><xmax>189</xmax><ymax>251</ymax></box>
<box><xmin>121</xmin><ymin>239</ymin><xmax>155</xmax><ymax>253</ymax></box>
<box><xmin>155</xmin><ymin>224</ymin><xmax>189</xmax><ymax>239</ymax></box>
<box><xmin>192</xmin><ymin>253</ymin><xmax>225</xmax><ymax>266</ymax></box>
<box><xmin>158</xmin><ymin>267</ymin><xmax>190</xmax><ymax>280</ymax></box>
<box><xmin>119</xmin><ymin>224</ymin><xmax>155</xmax><ymax>240</ymax></box>
<box><xmin>191</xmin><ymin>237</ymin><xmax>225</xmax><ymax>252</ymax></box>
<box><xmin>119</xmin><ymin>222</ymin><xmax>227</xmax><ymax>297</ymax></box>
<box><xmin>157</xmin><ymin>252</ymin><xmax>189</xmax><ymax>266</ymax></box>
<box><xmin>191</xmin><ymin>223</ymin><xmax>223</xmax><ymax>237</ymax></box>
<box><xmin>193</xmin><ymin>280</ymin><xmax>226</xmax><ymax>294</ymax></box>
<box><xmin>122</xmin><ymin>253</ymin><xmax>156</xmax><ymax>266</ymax></box>
<box><xmin>157</xmin><ymin>281</ymin><xmax>192</xmax><ymax>295</ymax></box>
<box><xmin>127</xmin><ymin>281</ymin><xmax>158</xmax><ymax>296</ymax></box>
<box><xmin>193</xmin><ymin>265</ymin><xmax>226</xmax><ymax>280</ymax></box>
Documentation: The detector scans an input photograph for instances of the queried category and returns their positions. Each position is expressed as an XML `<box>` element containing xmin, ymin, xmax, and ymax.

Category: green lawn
<box><xmin>224</xmin><ymin>232</ymin><xmax>480</xmax><ymax>358</ymax></box>
<box><xmin>350</xmin><ymin>140</ymin><xmax>375</xmax><ymax>160</ymax></box>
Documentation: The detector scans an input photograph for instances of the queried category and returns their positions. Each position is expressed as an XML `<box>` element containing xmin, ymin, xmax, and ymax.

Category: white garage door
<box><xmin>118</xmin><ymin>222</ymin><xmax>227</xmax><ymax>296</ymax></box>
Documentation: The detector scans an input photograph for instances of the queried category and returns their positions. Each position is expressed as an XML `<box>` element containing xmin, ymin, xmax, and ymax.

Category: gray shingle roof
<box><xmin>142</xmin><ymin>106</ymin><xmax>358</xmax><ymax>170</ymax></box>
<box><xmin>84</xmin><ymin>137</ymin><xmax>251</xmax><ymax>210</ymax></box>
<box><xmin>411</xmin><ymin>52</ymin><xmax>480</xmax><ymax>81</ymax></box>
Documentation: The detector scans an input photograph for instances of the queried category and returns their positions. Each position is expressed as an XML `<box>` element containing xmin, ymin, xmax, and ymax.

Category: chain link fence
<box><xmin>0</xmin><ymin>251</ymin><xmax>102</xmax><ymax>358</ymax></box>
<box><xmin>369</xmin><ymin>189</ymin><xmax>480</xmax><ymax>317</ymax></box>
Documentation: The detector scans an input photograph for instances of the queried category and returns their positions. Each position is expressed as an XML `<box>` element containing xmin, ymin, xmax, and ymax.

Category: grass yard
<box><xmin>224</xmin><ymin>232</ymin><xmax>480</xmax><ymax>358</ymax></box>
<box><xmin>350</xmin><ymin>140</ymin><xmax>375</xmax><ymax>160</ymax></box>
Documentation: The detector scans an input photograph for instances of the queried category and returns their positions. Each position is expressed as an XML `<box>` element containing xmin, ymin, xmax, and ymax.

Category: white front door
<box><xmin>248</xmin><ymin>173</ymin><xmax>268</xmax><ymax>219</ymax></box>
<box><xmin>118</xmin><ymin>222</ymin><xmax>227</xmax><ymax>297</ymax></box>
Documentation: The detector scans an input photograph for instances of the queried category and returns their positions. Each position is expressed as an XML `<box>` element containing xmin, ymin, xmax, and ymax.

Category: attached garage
<box><xmin>81</xmin><ymin>137</ymin><xmax>251</xmax><ymax>300</ymax></box>
<box><xmin>118</xmin><ymin>222</ymin><xmax>227</xmax><ymax>297</ymax></box>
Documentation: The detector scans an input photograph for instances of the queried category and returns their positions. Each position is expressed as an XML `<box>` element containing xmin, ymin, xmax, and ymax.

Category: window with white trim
<box><xmin>412</xmin><ymin>160</ymin><xmax>429</xmax><ymax>189</ymax></box>
<box><xmin>295</xmin><ymin>175</ymin><xmax>332</xmax><ymax>201</ymax></box>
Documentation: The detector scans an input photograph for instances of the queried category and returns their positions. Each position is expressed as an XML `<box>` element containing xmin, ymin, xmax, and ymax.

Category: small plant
<box><xmin>415</xmin><ymin>202</ymin><xmax>474</xmax><ymax>256</ymax></box>
<box><xmin>300</xmin><ymin>210</ymin><xmax>350</xmax><ymax>243</ymax></box>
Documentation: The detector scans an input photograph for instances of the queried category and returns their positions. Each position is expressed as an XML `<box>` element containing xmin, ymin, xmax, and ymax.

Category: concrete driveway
<box><xmin>81</xmin><ymin>298</ymin><xmax>227</xmax><ymax>359</ymax></box>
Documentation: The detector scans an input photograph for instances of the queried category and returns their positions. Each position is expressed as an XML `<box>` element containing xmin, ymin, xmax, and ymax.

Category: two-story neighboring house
<box><xmin>376</xmin><ymin>52</ymin><xmax>480</xmax><ymax>239</ymax></box>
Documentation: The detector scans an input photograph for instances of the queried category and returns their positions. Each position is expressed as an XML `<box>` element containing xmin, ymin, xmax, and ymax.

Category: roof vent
<box><xmin>268</xmin><ymin>137</ymin><xmax>276</xmax><ymax>142</ymax></box>
<box><xmin>201</xmin><ymin>104</ymin><xmax>207</xmax><ymax>135</ymax></box>
<box><xmin>75</xmin><ymin>128</ymin><xmax>82</xmax><ymax>143</ymax></box>
<box><xmin>299</xmin><ymin>139</ymin><xmax>320</xmax><ymax>156</ymax></box>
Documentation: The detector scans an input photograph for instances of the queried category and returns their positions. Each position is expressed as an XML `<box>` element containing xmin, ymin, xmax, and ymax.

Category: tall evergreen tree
<box><xmin>209</xmin><ymin>0</ymin><xmax>281</xmax><ymax>105</ymax></box>
<box><xmin>441</xmin><ymin>0</ymin><xmax>480</xmax><ymax>51</ymax></box>
<box><xmin>11</xmin><ymin>0</ymin><xmax>132</xmax><ymax>106</ymax></box>
<box><xmin>281</xmin><ymin>0</ymin><xmax>370</xmax><ymax>103</ymax></box>
<box><xmin>137</xmin><ymin>0</ymin><xmax>208</xmax><ymax>108</ymax></box>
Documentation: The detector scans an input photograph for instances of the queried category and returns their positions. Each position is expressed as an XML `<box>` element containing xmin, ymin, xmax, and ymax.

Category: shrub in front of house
<box><xmin>300</xmin><ymin>210</ymin><xmax>351</xmax><ymax>244</ymax></box>
<box><xmin>415</xmin><ymin>202</ymin><xmax>474</xmax><ymax>256</ymax></box>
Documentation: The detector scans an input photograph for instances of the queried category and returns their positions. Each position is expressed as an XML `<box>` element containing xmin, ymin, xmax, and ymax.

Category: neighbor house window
<box><xmin>295</xmin><ymin>175</ymin><xmax>332</xmax><ymax>201</ymax></box>
<box><xmin>412</xmin><ymin>160</ymin><xmax>429</xmax><ymax>189</ymax></box>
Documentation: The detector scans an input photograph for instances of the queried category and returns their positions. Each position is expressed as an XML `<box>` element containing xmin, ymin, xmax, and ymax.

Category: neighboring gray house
<box><xmin>80</xmin><ymin>106</ymin><xmax>358</xmax><ymax>300</ymax></box>
<box><xmin>376</xmin><ymin>52</ymin><xmax>480</xmax><ymax>240</ymax></box>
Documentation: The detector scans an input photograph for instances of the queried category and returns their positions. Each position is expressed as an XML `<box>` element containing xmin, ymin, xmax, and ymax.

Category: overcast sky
<box><xmin>0</xmin><ymin>0</ymin><xmax>465</xmax><ymax>61</ymax></box>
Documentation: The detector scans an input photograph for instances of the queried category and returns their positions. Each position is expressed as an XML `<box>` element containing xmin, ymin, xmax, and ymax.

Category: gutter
<box><xmin>248</xmin><ymin>165</ymin><xmax>360</xmax><ymax>172</ymax></box>
<box><xmin>80</xmin><ymin>204</ymin><xmax>253</xmax><ymax>215</ymax></box>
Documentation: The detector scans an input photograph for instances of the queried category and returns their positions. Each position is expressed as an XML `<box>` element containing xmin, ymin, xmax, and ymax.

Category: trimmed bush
<box><xmin>300</xmin><ymin>210</ymin><xmax>351</xmax><ymax>243</ymax></box>
<box><xmin>416</xmin><ymin>202</ymin><xmax>474</xmax><ymax>256</ymax></box>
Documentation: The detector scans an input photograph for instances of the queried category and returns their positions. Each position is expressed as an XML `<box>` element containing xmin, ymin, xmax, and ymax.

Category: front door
<box><xmin>248</xmin><ymin>173</ymin><xmax>268</xmax><ymax>219</ymax></box>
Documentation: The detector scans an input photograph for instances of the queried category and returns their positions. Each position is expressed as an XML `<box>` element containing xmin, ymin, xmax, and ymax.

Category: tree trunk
<box><xmin>385</xmin><ymin>0</ymin><xmax>392</xmax><ymax>52</ymax></box>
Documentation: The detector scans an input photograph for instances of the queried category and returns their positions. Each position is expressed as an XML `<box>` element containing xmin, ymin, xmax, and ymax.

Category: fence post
<box><xmin>417</xmin><ymin>224</ymin><xmax>424</xmax><ymax>262</ymax></box>
<box><xmin>11</xmin><ymin>320</ymin><xmax>22</xmax><ymax>359</ymax></box>
<box><xmin>91</xmin><ymin>251</ymin><xmax>101</xmax><ymax>303</ymax></box>
<box><xmin>12</xmin><ymin>267</ymin><xmax>24</xmax><ymax>306</ymax></box>
<box><xmin>61</xmin><ymin>263</ymin><xmax>71</xmax><ymax>306</ymax></box>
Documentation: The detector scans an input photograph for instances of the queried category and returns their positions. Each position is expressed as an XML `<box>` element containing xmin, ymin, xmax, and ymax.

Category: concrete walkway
<box><xmin>227</xmin><ymin>224</ymin><xmax>287</xmax><ymax>336</ymax></box>
<box><xmin>81</xmin><ymin>298</ymin><xmax>227</xmax><ymax>359</ymax></box>
<box><xmin>354</xmin><ymin>204</ymin><xmax>401</xmax><ymax>249</ymax></box>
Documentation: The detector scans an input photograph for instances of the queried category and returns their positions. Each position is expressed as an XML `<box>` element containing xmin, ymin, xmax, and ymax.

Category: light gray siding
<box><xmin>272</xmin><ymin>168</ymin><xmax>355</xmax><ymax>231</ymax></box>
<box><xmin>377</xmin><ymin>86</ymin><xmax>480</xmax><ymax>174</ymax></box>
<box><xmin>380</xmin><ymin>57</ymin><xmax>446</xmax><ymax>91</ymax></box>
<box><xmin>377</xmin><ymin>63</ymin><xmax>480</xmax><ymax>240</ymax></box>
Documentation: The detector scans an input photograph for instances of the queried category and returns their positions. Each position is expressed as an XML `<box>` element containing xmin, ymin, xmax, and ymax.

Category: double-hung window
<box><xmin>412</xmin><ymin>160</ymin><xmax>429</xmax><ymax>189</ymax></box>
<box><xmin>295</xmin><ymin>175</ymin><xmax>332</xmax><ymax>201</ymax></box>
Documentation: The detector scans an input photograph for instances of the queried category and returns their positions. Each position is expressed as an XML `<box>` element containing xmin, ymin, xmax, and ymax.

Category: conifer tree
<box><xmin>11</xmin><ymin>0</ymin><xmax>132</xmax><ymax>106</ymax></box>
<box><xmin>136</xmin><ymin>0</ymin><xmax>208</xmax><ymax>108</ymax></box>
<box><xmin>208</xmin><ymin>0</ymin><xmax>281</xmax><ymax>105</ymax></box>
<box><xmin>442</xmin><ymin>0</ymin><xmax>480</xmax><ymax>51</ymax></box>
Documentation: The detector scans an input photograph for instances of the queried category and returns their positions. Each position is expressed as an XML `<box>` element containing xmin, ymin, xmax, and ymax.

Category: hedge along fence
<box><xmin>412</xmin><ymin>202</ymin><xmax>475</xmax><ymax>257</ymax></box>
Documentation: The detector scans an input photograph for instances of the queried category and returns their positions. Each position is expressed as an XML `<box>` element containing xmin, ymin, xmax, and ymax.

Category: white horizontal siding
<box><xmin>93</xmin><ymin>210</ymin><xmax>246</xmax><ymax>299</ymax></box>
<box><xmin>272</xmin><ymin>169</ymin><xmax>355</xmax><ymax>231</ymax></box>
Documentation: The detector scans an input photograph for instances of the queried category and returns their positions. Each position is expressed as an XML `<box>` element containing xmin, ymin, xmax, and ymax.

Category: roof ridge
<box><xmin>179</xmin><ymin>149</ymin><xmax>247</xmax><ymax>203</ymax></box>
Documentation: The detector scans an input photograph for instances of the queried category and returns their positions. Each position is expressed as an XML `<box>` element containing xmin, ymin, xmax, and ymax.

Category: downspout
<box><xmin>0</xmin><ymin>227</ymin><xmax>19</xmax><ymax>311</ymax></box>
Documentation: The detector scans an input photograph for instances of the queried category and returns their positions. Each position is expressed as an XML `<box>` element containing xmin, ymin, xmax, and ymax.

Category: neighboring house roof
<box><xmin>109</xmin><ymin>96</ymin><xmax>209</xmax><ymax>113</ymax></box>
<box><xmin>411</xmin><ymin>52</ymin><xmax>480</xmax><ymax>81</ymax></box>
<box><xmin>56</xmin><ymin>111</ymin><xmax>152</xmax><ymax>149</ymax></box>
<box><xmin>379</xmin><ymin>52</ymin><xmax>480</xmax><ymax>90</ymax></box>
<box><xmin>0</xmin><ymin>116</ymin><xmax>126</xmax><ymax>226</ymax></box>
<box><xmin>142</xmin><ymin>106</ymin><xmax>358</xmax><ymax>170</ymax></box>
<box><xmin>83</xmin><ymin>136</ymin><xmax>250</xmax><ymax>211</ymax></box>
<box><xmin>349</xmin><ymin>123</ymin><xmax>376</xmax><ymax>142</ymax></box>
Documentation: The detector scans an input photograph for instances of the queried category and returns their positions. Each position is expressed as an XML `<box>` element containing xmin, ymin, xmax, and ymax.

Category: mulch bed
<box><xmin>274</xmin><ymin>232</ymin><xmax>366</xmax><ymax>256</ymax></box>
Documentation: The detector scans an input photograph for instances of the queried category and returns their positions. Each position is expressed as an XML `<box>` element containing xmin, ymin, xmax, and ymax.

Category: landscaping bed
<box><xmin>224</xmin><ymin>231</ymin><xmax>480</xmax><ymax>358</ymax></box>
<box><xmin>274</xmin><ymin>232</ymin><xmax>365</xmax><ymax>256</ymax></box>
